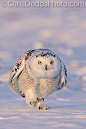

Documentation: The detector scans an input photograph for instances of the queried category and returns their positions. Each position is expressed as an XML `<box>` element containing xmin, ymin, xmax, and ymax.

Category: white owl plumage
<box><xmin>9</xmin><ymin>49</ymin><xmax>67</xmax><ymax>110</ymax></box>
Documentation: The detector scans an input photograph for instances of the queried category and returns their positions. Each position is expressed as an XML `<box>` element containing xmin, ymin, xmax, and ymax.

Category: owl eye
<box><xmin>38</xmin><ymin>61</ymin><xmax>42</xmax><ymax>64</ymax></box>
<box><xmin>50</xmin><ymin>61</ymin><xmax>54</xmax><ymax>64</ymax></box>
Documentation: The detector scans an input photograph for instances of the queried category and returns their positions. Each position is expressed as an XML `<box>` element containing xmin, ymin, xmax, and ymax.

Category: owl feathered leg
<box><xmin>30</xmin><ymin>98</ymin><xmax>44</xmax><ymax>107</ymax></box>
<box><xmin>30</xmin><ymin>98</ymin><xmax>50</xmax><ymax>110</ymax></box>
<box><xmin>25</xmin><ymin>89</ymin><xmax>44</xmax><ymax>107</ymax></box>
<box><xmin>25</xmin><ymin>90</ymin><xmax>50</xmax><ymax>109</ymax></box>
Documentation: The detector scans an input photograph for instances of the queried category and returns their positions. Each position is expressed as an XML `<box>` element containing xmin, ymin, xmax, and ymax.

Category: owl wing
<box><xmin>9</xmin><ymin>53</ymin><xmax>26</xmax><ymax>93</ymax></box>
<box><xmin>60</xmin><ymin>61</ymin><xmax>67</xmax><ymax>88</ymax></box>
<box><xmin>9</xmin><ymin>50</ymin><xmax>33</xmax><ymax>93</ymax></box>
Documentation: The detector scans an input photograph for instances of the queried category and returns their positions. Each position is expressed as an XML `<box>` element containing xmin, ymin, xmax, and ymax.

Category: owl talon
<box><xmin>30</xmin><ymin>97</ymin><xmax>44</xmax><ymax>107</ymax></box>
<box><xmin>37</xmin><ymin>98</ymin><xmax>44</xmax><ymax>102</ymax></box>
<box><xmin>37</xmin><ymin>98</ymin><xmax>39</xmax><ymax>101</ymax></box>
<box><xmin>30</xmin><ymin>102</ymin><xmax>32</xmax><ymax>105</ymax></box>
<box><xmin>42</xmin><ymin>98</ymin><xmax>44</xmax><ymax>101</ymax></box>
<box><xmin>37</xmin><ymin>106</ymin><xmax>50</xmax><ymax>110</ymax></box>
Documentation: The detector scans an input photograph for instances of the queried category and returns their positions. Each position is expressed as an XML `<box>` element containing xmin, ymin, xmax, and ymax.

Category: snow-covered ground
<box><xmin>0</xmin><ymin>0</ymin><xmax>86</xmax><ymax>128</ymax></box>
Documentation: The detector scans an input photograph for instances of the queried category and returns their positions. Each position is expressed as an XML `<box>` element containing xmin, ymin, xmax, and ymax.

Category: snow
<box><xmin>0</xmin><ymin>0</ymin><xmax>86</xmax><ymax>128</ymax></box>
<box><xmin>82</xmin><ymin>76</ymin><xmax>86</xmax><ymax>82</ymax></box>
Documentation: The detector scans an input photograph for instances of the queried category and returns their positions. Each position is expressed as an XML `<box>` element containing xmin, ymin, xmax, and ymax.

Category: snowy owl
<box><xmin>9</xmin><ymin>49</ymin><xmax>67</xmax><ymax>110</ymax></box>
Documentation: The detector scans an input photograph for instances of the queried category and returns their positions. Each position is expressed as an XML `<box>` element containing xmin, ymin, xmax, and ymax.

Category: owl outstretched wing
<box><xmin>60</xmin><ymin>61</ymin><xmax>67</xmax><ymax>88</ymax></box>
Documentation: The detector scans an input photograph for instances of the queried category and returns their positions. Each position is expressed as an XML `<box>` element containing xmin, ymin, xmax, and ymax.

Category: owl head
<box><xmin>26</xmin><ymin>49</ymin><xmax>61</xmax><ymax>79</ymax></box>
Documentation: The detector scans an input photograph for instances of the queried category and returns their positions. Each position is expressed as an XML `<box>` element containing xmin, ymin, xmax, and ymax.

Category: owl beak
<box><xmin>45</xmin><ymin>65</ymin><xmax>47</xmax><ymax>70</ymax></box>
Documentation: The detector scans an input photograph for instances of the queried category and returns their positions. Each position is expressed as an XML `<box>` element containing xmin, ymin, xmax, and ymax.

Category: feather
<box><xmin>60</xmin><ymin>62</ymin><xmax>67</xmax><ymax>88</ymax></box>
